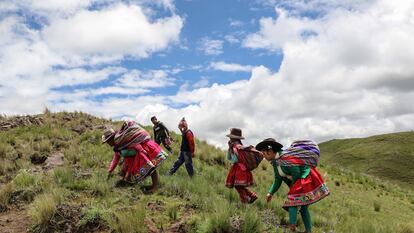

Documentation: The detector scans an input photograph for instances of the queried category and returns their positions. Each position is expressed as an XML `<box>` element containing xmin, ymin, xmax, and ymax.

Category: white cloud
<box><xmin>0</xmin><ymin>1</ymin><xmax>183</xmax><ymax>115</ymax></box>
<box><xmin>198</xmin><ymin>38</ymin><xmax>224</xmax><ymax>55</ymax></box>
<box><xmin>116</xmin><ymin>70</ymin><xmax>175</xmax><ymax>88</ymax></box>
<box><xmin>210</xmin><ymin>62</ymin><xmax>253</xmax><ymax>72</ymax></box>
<box><xmin>229</xmin><ymin>19</ymin><xmax>244</xmax><ymax>27</ymax></box>
<box><xmin>224</xmin><ymin>35</ymin><xmax>240</xmax><ymax>44</ymax></box>
<box><xmin>42</xmin><ymin>4</ymin><xmax>183</xmax><ymax>60</ymax></box>
<box><xmin>135</xmin><ymin>0</ymin><xmax>414</xmax><ymax>148</ymax></box>
<box><xmin>243</xmin><ymin>8</ymin><xmax>320</xmax><ymax>51</ymax></box>
<box><xmin>2</xmin><ymin>0</ymin><xmax>414</xmax><ymax>151</ymax></box>
<box><xmin>257</xmin><ymin>0</ymin><xmax>374</xmax><ymax>14</ymax></box>
<box><xmin>192</xmin><ymin>77</ymin><xmax>210</xmax><ymax>89</ymax></box>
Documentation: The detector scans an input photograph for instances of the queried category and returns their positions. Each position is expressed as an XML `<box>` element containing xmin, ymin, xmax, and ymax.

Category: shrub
<box><xmin>29</xmin><ymin>194</ymin><xmax>57</xmax><ymax>230</ymax></box>
<box><xmin>197</xmin><ymin>201</ymin><xmax>233</xmax><ymax>233</ymax></box>
<box><xmin>241</xmin><ymin>210</ymin><xmax>262</xmax><ymax>233</ymax></box>
<box><xmin>167</xmin><ymin>203</ymin><xmax>178</xmax><ymax>221</ymax></box>
<box><xmin>86</xmin><ymin>172</ymin><xmax>112</xmax><ymax>196</ymax></box>
<box><xmin>373</xmin><ymin>201</ymin><xmax>381</xmax><ymax>212</ymax></box>
<box><xmin>398</xmin><ymin>222</ymin><xmax>414</xmax><ymax>233</ymax></box>
<box><xmin>0</xmin><ymin>183</ymin><xmax>13</xmax><ymax>211</ymax></box>
<box><xmin>106</xmin><ymin>205</ymin><xmax>147</xmax><ymax>233</ymax></box>
<box><xmin>13</xmin><ymin>170</ymin><xmax>38</xmax><ymax>188</ymax></box>
<box><xmin>79</xmin><ymin>206</ymin><xmax>109</xmax><ymax>230</ymax></box>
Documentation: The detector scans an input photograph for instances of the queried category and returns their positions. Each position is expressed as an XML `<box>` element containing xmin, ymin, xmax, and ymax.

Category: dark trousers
<box><xmin>156</xmin><ymin>137</ymin><xmax>173</xmax><ymax>153</ymax></box>
<box><xmin>169</xmin><ymin>151</ymin><xmax>194</xmax><ymax>177</ymax></box>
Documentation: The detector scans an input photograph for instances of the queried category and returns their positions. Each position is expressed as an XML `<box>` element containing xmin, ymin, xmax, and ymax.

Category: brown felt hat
<box><xmin>255</xmin><ymin>138</ymin><xmax>283</xmax><ymax>151</ymax></box>
<box><xmin>101</xmin><ymin>128</ymin><xmax>115</xmax><ymax>144</ymax></box>
<box><xmin>226</xmin><ymin>128</ymin><xmax>245</xmax><ymax>140</ymax></box>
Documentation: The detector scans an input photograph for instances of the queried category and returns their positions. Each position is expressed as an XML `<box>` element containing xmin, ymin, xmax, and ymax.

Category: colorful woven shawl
<box><xmin>276</xmin><ymin>140</ymin><xmax>320</xmax><ymax>167</ymax></box>
<box><xmin>114</xmin><ymin>121</ymin><xmax>151</xmax><ymax>150</ymax></box>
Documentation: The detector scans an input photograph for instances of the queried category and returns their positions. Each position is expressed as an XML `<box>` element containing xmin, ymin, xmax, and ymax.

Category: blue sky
<box><xmin>1</xmin><ymin>0</ymin><xmax>414</xmax><ymax>147</ymax></box>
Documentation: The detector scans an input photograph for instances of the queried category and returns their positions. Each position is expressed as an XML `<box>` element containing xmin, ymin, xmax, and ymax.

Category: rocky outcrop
<box><xmin>0</xmin><ymin>115</ymin><xmax>43</xmax><ymax>131</ymax></box>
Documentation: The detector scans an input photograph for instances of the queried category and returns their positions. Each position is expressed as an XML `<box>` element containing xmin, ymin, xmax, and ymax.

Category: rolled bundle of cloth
<box><xmin>276</xmin><ymin>140</ymin><xmax>320</xmax><ymax>167</ymax></box>
<box><xmin>114</xmin><ymin>121</ymin><xmax>151</xmax><ymax>151</ymax></box>
<box><xmin>112</xmin><ymin>121</ymin><xmax>169</xmax><ymax>184</ymax></box>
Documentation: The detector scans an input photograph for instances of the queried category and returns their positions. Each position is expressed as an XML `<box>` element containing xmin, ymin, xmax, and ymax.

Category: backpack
<box><xmin>238</xmin><ymin>145</ymin><xmax>264</xmax><ymax>171</ymax></box>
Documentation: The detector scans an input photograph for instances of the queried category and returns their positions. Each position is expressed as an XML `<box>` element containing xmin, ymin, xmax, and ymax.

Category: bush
<box><xmin>13</xmin><ymin>170</ymin><xmax>38</xmax><ymax>188</ymax></box>
<box><xmin>197</xmin><ymin>201</ymin><xmax>233</xmax><ymax>233</ymax></box>
<box><xmin>167</xmin><ymin>203</ymin><xmax>178</xmax><ymax>221</ymax></box>
<box><xmin>29</xmin><ymin>194</ymin><xmax>57</xmax><ymax>230</ymax></box>
<box><xmin>398</xmin><ymin>222</ymin><xmax>414</xmax><ymax>233</ymax></box>
<box><xmin>86</xmin><ymin>172</ymin><xmax>112</xmax><ymax>196</ymax></box>
<box><xmin>79</xmin><ymin>206</ymin><xmax>109</xmax><ymax>231</ymax></box>
<box><xmin>106</xmin><ymin>205</ymin><xmax>147</xmax><ymax>233</ymax></box>
<box><xmin>373</xmin><ymin>201</ymin><xmax>381</xmax><ymax>212</ymax></box>
<box><xmin>241</xmin><ymin>210</ymin><xmax>262</xmax><ymax>233</ymax></box>
<box><xmin>0</xmin><ymin>183</ymin><xmax>13</xmax><ymax>211</ymax></box>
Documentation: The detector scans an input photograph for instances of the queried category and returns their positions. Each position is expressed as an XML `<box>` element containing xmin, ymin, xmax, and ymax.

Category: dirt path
<box><xmin>0</xmin><ymin>208</ymin><xmax>30</xmax><ymax>233</ymax></box>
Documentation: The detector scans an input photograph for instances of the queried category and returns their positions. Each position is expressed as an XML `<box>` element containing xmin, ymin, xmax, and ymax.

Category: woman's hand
<box><xmin>106</xmin><ymin>172</ymin><xmax>113</xmax><ymax>181</ymax></box>
<box><xmin>266</xmin><ymin>193</ymin><xmax>273</xmax><ymax>203</ymax></box>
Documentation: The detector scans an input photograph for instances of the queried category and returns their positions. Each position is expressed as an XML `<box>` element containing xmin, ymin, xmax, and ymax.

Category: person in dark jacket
<box><xmin>151</xmin><ymin>116</ymin><xmax>173</xmax><ymax>153</ymax></box>
<box><xmin>168</xmin><ymin>117</ymin><xmax>195</xmax><ymax>177</ymax></box>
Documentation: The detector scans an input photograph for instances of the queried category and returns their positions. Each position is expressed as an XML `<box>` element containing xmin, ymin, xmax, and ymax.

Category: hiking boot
<box><xmin>288</xmin><ymin>224</ymin><xmax>296</xmax><ymax>232</ymax></box>
<box><xmin>248</xmin><ymin>195</ymin><xmax>258</xmax><ymax>204</ymax></box>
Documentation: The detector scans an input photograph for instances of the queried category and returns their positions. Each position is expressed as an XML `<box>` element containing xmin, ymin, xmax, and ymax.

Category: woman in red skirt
<box><xmin>256</xmin><ymin>138</ymin><xmax>329</xmax><ymax>233</ymax></box>
<box><xmin>225</xmin><ymin>128</ymin><xmax>257</xmax><ymax>204</ymax></box>
<box><xmin>103</xmin><ymin>124</ymin><xmax>167</xmax><ymax>193</ymax></box>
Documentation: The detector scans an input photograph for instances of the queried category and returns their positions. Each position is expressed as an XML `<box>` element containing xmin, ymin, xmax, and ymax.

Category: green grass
<box><xmin>320</xmin><ymin>131</ymin><xmax>414</xmax><ymax>188</ymax></box>
<box><xmin>0</xmin><ymin>183</ymin><xmax>13</xmax><ymax>211</ymax></box>
<box><xmin>29</xmin><ymin>193</ymin><xmax>57</xmax><ymax>230</ymax></box>
<box><xmin>0</xmin><ymin>112</ymin><xmax>413</xmax><ymax>233</ymax></box>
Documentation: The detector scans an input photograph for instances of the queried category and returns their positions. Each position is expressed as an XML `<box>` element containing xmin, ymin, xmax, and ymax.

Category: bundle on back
<box><xmin>277</xmin><ymin>140</ymin><xmax>320</xmax><ymax>167</ymax></box>
<box><xmin>114</xmin><ymin>121</ymin><xmax>150</xmax><ymax>150</ymax></box>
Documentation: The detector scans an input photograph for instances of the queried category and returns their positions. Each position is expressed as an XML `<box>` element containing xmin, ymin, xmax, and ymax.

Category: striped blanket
<box><xmin>114</xmin><ymin>121</ymin><xmax>151</xmax><ymax>150</ymax></box>
<box><xmin>276</xmin><ymin>140</ymin><xmax>320</xmax><ymax>167</ymax></box>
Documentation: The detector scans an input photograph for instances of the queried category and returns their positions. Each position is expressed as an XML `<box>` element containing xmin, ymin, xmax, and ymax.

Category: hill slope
<box><xmin>0</xmin><ymin>112</ymin><xmax>413</xmax><ymax>233</ymax></box>
<box><xmin>319</xmin><ymin>131</ymin><xmax>414</xmax><ymax>189</ymax></box>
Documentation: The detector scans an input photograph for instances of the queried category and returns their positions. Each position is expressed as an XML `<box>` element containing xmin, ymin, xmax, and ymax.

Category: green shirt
<box><xmin>268</xmin><ymin>159</ymin><xmax>311</xmax><ymax>195</ymax></box>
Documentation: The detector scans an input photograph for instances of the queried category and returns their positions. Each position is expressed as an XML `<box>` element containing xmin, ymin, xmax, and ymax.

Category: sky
<box><xmin>1</xmin><ymin>0</ymin><xmax>414</xmax><ymax>148</ymax></box>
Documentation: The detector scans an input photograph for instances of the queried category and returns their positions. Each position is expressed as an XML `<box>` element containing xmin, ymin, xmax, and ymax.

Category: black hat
<box><xmin>255</xmin><ymin>138</ymin><xmax>283</xmax><ymax>151</ymax></box>
<box><xmin>226</xmin><ymin>128</ymin><xmax>245</xmax><ymax>140</ymax></box>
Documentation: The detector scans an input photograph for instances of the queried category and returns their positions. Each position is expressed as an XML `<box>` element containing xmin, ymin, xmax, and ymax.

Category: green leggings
<box><xmin>289</xmin><ymin>205</ymin><xmax>311</xmax><ymax>232</ymax></box>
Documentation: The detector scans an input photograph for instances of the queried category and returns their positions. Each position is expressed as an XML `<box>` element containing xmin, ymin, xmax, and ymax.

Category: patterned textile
<box><xmin>114</xmin><ymin>121</ymin><xmax>151</xmax><ymax>150</ymax></box>
<box><xmin>225</xmin><ymin>163</ymin><xmax>254</xmax><ymax>188</ymax></box>
<box><xmin>276</xmin><ymin>140</ymin><xmax>320</xmax><ymax>167</ymax></box>
<box><xmin>226</xmin><ymin>143</ymin><xmax>254</xmax><ymax>187</ymax></box>
<box><xmin>135</xmin><ymin>151</ymin><xmax>168</xmax><ymax>183</ymax></box>
<box><xmin>282</xmin><ymin>167</ymin><xmax>329</xmax><ymax>209</ymax></box>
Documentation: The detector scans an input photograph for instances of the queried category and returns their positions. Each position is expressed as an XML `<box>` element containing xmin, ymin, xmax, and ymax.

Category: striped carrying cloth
<box><xmin>276</xmin><ymin>140</ymin><xmax>320</xmax><ymax>167</ymax></box>
<box><xmin>114</xmin><ymin>121</ymin><xmax>151</xmax><ymax>150</ymax></box>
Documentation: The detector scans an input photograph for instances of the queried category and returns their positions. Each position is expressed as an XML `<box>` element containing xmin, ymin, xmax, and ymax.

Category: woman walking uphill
<box><xmin>102</xmin><ymin>121</ymin><xmax>168</xmax><ymax>193</ymax></box>
<box><xmin>256</xmin><ymin>138</ymin><xmax>329</xmax><ymax>232</ymax></box>
<box><xmin>225</xmin><ymin>128</ymin><xmax>257</xmax><ymax>204</ymax></box>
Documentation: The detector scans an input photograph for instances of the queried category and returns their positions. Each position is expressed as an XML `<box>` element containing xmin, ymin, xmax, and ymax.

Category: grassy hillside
<box><xmin>320</xmin><ymin>131</ymin><xmax>414</xmax><ymax>189</ymax></box>
<box><xmin>0</xmin><ymin>112</ymin><xmax>413</xmax><ymax>233</ymax></box>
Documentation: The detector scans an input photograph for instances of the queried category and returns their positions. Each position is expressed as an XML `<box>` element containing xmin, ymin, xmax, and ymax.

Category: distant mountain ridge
<box><xmin>320</xmin><ymin>131</ymin><xmax>414</xmax><ymax>189</ymax></box>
